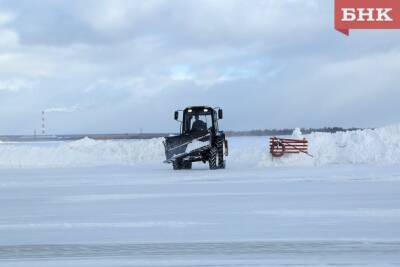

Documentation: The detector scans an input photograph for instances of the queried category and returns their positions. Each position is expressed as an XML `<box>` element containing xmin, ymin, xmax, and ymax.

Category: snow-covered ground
<box><xmin>1</xmin><ymin>126</ymin><xmax>400</xmax><ymax>266</ymax></box>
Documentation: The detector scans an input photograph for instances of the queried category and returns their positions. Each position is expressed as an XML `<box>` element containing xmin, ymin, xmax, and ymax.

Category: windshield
<box><xmin>183</xmin><ymin>108</ymin><xmax>214</xmax><ymax>132</ymax></box>
<box><xmin>189</xmin><ymin>114</ymin><xmax>212</xmax><ymax>132</ymax></box>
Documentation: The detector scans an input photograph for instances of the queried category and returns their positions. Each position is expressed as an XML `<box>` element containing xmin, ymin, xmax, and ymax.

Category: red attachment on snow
<box><xmin>269</xmin><ymin>137</ymin><xmax>312</xmax><ymax>158</ymax></box>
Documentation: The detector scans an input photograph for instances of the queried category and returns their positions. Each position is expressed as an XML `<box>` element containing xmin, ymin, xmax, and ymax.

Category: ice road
<box><xmin>0</xmin><ymin>133</ymin><xmax>400</xmax><ymax>266</ymax></box>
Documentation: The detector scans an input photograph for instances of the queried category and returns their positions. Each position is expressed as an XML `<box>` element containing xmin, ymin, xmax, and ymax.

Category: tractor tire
<box><xmin>209</xmin><ymin>147</ymin><xmax>218</xmax><ymax>170</ymax></box>
<box><xmin>182</xmin><ymin>161</ymin><xmax>192</xmax><ymax>169</ymax></box>
<box><xmin>217</xmin><ymin>140</ymin><xmax>225</xmax><ymax>169</ymax></box>
<box><xmin>173</xmin><ymin>160</ymin><xmax>182</xmax><ymax>170</ymax></box>
<box><xmin>270</xmin><ymin>140</ymin><xmax>285</xmax><ymax>157</ymax></box>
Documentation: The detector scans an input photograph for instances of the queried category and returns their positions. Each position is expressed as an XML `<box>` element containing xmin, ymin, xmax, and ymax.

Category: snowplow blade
<box><xmin>163</xmin><ymin>133</ymin><xmax>210</xmax><ymax>163</ymax></box>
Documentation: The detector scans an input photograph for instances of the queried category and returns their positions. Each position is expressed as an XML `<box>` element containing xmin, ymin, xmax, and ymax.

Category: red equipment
<box><xmin>269</xmin><ymin>137</ymin><xmax>312</xmax><ymax>158</ymax></box>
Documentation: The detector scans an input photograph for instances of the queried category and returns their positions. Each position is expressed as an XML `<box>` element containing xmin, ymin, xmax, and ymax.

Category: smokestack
<box><xmin>41</xmin><ymin>111</ymin><xmax>46</xmax><ymax>135</ymax></box>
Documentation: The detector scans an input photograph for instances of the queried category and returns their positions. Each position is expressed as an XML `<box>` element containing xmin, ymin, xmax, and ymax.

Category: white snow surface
<box><xmin>0</xmin><ymin>137</ymin><xmax>165</xmax><ymax>168</ymax></box>
<box><xmin>1</xmin><ymin>124</ymin><xmax>400</xmax><ymax>168</ymax></box>
<box><xmin>1</xmin><ymin>164</ymin><xmax>400</xmax><ymax>266</ymax></box>
<box><xmin>1</xmin><ymin>127</ymin><xmax>400</xmax><ymax>265</ymax></box>
<box><xmin>292</xmin><ymin>127</ymin><xmax>303</xmax><ymax>138</ymax></box>
<box><xmin>263</xmin><ymin>124</ymin><xmax>400</xmax><ymax>167</ymax></box>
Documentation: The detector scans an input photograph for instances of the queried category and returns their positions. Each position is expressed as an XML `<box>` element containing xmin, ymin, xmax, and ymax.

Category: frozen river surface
<box><xmin>1</xmin><ymin>163</ymin><xmax>400</xmax><ymax>266</ymax></box>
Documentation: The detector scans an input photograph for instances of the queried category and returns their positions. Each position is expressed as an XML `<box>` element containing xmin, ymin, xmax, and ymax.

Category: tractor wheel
<box><xmin>209</xmin><ymin>147</ymin><xmax>218</xmax><ymax>170</ymax></box>
<box><xmin>217</xmin><ymin>140</ymin><xmax>225</xmax><ymax>169</ymax></box>
<box><xmin>270</xmin><ymin>140</ymin><xmax>285</xmax><ymax>157</ymax></box>
<box><xmin>182</xmin><ymin>161</ymin><xmax>192</xmax><ymax>169</ymax></box>
<box><xmin>173</xmin><ymin>160</ymin><xmax>182</xmax><ymax>170</ymax></box>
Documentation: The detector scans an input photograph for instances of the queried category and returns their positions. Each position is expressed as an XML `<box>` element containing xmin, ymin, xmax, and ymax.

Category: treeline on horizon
<box><xmin>0</xmin><ymin>127</ymin><xmax>367</xmax><ymax>141</ymax></box>
<box><xmin>226</xmin><ymin>127</ymin><xmax>365</xmax><ymax>137</ymax></box>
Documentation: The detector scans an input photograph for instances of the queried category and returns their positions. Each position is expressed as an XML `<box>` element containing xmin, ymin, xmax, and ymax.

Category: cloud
<box><xmin>0</xmin><ymin>78</ymin><xmax>35</xmax><ymax>92</ymax></box>
<box><xmin>170</xmin><ymin>0</ymin><xmax>325</xmax><ymax>44</ymax></box>
<box><xmin>80</xmin><ymin>0</ymin><xmax>165</xmax><ymax>34</ymax></box>
<box><xmin>0</xmin><ymin>11</ymin><xmax>14</xmax><ymax>25</ymax></box>
<box><xmin>0</xmin><ymin>28</ymin><xmax>18</xmax><ymax>46</ymax></box>
<box><xmin>0</xmin><ymin>0</ymin><xmax>327</xmax><ymax>46</ymax></box>
<box><xmin>308</xmin><ymin>50</ymin><xmax>400</xmax><ymax>110</ymax></box>
<box><xmin>0</xmin><ymin>11</ymin><xmax>18</xmax><ymax>47</ymax></box>
<box><xmin>44</xmin><ymin>106</ymin><xmax>83</xmax><ymax>113</ymax></box>
<box><xmin>0</xmin><ymin>1</ymin><xmax>399</xmax><ymax>134</ymax></box>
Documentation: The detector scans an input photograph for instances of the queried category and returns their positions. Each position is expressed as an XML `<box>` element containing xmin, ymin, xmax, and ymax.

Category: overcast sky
<box><xmin>0</xmin><ymin>0</ymin><xmax>399</xmax><ymax>134</ymax></box>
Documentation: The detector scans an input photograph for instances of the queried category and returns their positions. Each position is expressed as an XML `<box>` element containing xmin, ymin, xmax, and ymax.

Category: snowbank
<box><xmin>260</xmin><ymin>124</ymin><xmax>400</xmax><ymax>167</ymax></box>
<box><xmin>0</xmin><ymin>124</ymin><xmax>400</xmax><ymax>168</ymax></box>
<box><xmin>0</xmin><ymin>137</ymin><xmax>165</xmax><ymax>168</ymax></box>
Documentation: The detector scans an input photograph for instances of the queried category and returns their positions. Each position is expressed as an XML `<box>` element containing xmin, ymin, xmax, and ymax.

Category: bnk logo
<box><xmin>335</xmin><ymin>0</ymin><xmax>400</xmax><ymax>35</ymax></box>
<box><xmin>341</xmin><ymin>8</ymin><xmax>393</xmax><ymax>22</ymax></box>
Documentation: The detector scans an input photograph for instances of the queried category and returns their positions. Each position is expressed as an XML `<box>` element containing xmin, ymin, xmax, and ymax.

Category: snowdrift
<box><xmin>260</xmin><ymin>124</ymin><xmax>400</xmax><ymax>167</ymax></box>
<box><xmin>0</xmin><ymin>124</ymin><xmax>399</xmax><ymax>168</ymax></box>
<box><xmin>0</xmin><ymin>137</ymin><xmax>165</xmax><ymax>168</ymax></box>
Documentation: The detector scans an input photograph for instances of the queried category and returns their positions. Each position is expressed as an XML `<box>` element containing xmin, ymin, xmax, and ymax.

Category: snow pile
<box><xmin>0</xmin><ymin>137</ymin><xmax>165</xmax><ymax>168</ymax></box>
<box><xmin>292</xmin><ymin>127</ymin><xmax>303</xmax><ymax>138</ymax></box>
<box><xmin>310</xmin><ymin>125</ymin><xmax>400</xmax><ymax>165</ymax></box>
<box><xmin>261</xmin><ymin>124</ymin><xmax>400</xmax><ymax>166</ymax></box>
<box><xmin>1</xmin><ymin>124</ymin><xmax>400</xmax><ymax>168</ymax></box>
<box><xmin>228</xmin><ymin>137</ymin><xmax>267</xmax><ymax>166</ymax></box>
